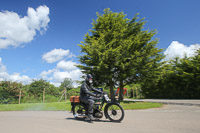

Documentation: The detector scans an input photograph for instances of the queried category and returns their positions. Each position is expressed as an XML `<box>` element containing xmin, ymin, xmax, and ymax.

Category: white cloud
<box><xmin>0</xmin><ymin>58</ymin><xmax>32</xmax><ymax>84</ymax></box>
<box><xmin>53</xmin><ymin>71</ymin><xmax>70</xmax><ymax>83</ymax></box>
<box><xmin>52</xmin><ymin>69</ymin><xmax>82</xmax><ymax>87</ymax></box>
<box><xmin>0</xmin><ymin>58</ymin><xmax>8</xmax><ymax>81</ymax></box>
<box><xmin>0</xmin><ymin>58</ymin><xmax>7</xmax><ymax>72</ymax></box>
<box><xmin>0</xmin><ymin>5</ymin><xmax>50</xmax><ymax>49</ymax></box>
<box><xmin>42</xmin><ymin>49</ymin><xmax>74</xmax><ymax>63</ymax></box>
<box><xmin>39</xmin><ymin>69</ymin><xmax>55</xmax><ymax>80</ymax></box>
<box><xmin>39</xmin><ymin>67</ymin><xmax>82</xmax><ymax>87</ymax></box>
<box><xmin>40</xmin><ymin>48</ymin><xmax>82</xmax><ymax>87</ymax></box>
<box><xmin>9</xmin><ymin>73</ymin><xmax>31</xmax><ymax>84</ymax></box>
<box><xmin>27</xmin><ymin>5</ymin><xmax>50</xmax><ymax>32</ymax></box>
<box><xmin>57</xmin><ymin>60</ymin><xmax>77</xmax><ymax>71</ymax></box>
<box><xmin>40</xmin><ymin>48</ymin><xmax>83</xmax><ymax>87</ymax></box>
<box><xmin>53</xmin><ymin>69</ymin><xmax>82</xmax><ymax>82</ymax></box>
<box><xmin>50</xmin><ymin>82</ymin><xmax>61</xmax><ymax>87</ymax></box>
<box><xmin>164</xmin><ymin>41</ymin><xmax>200</xmax><ymax>61</ymax></box>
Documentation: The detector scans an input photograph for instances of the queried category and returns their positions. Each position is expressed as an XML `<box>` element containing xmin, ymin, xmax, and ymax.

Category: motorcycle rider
<box><xmin>80</xmin><ymin>74</ymin><xmax>103</xmax><ymax>121</ymax></box>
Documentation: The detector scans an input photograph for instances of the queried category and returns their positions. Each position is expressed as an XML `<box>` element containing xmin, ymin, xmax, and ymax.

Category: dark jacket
<box><xmin>80</xmin><ymin>82</ymin><xmax>102</xmax><ymax>98</ymax></box>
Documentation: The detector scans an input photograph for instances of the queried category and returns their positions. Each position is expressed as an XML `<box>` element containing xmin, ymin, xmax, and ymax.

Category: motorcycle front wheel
<box><xmin>72</xmin><ymin>103</ymin><xmax>87</xmax><ymax>119</ymax></box>
<box><xmin>104</xmin><ymin>102</ymin><xmax>124</xmax><ymax>122</ymax></box>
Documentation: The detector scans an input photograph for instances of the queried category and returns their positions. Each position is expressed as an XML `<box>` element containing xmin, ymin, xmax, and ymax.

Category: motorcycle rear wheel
<box><xmin>72</xmin><ymin>103</ymin><xmax>87</xmax><ymax>119</ymax></box>
<box><xmin>104</xmin><ymin>102</ymin><xmax>124</xmax><ymax>122</ymax></box>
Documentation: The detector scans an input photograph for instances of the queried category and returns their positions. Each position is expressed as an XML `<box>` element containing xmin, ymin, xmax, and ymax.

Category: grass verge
<box><xmin>121</xmin><ymin>101</ymin><xmax>163</xmax><ymax>110</ymax></box>
<box><xmin>0</xmin><ymin>101</ymin><xmax>163</xmax><ymax>111</ymax></box>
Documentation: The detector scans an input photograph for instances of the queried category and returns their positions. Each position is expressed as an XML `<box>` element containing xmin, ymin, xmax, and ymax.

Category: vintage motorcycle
<box><xmin>70</xmin><ymin>94</ymin><xmax>124</xmax><ymax>122</ymax></box>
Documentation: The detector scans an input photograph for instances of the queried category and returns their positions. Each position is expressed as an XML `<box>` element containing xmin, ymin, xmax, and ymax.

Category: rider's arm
<box><xmin>90</xmin><ymin>85</ymin><xmax>103</xmax><ymax>94</ymax></box>
<box><xmin>82</xmin><ymin>83</ymin><xmax>96</xmax><ymax>96</ymax></box>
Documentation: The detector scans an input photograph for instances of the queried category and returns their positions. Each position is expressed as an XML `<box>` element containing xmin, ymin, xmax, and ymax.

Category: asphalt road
<box><xmin>0</xmin><ymin>104</ymin><xmax>200</xmax><ymax>133</ymax></box>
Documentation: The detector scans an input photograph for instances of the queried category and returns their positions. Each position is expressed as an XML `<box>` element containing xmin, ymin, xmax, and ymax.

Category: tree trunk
<box><xmin>109</xmin><ymin>79</ymin><xmax>115</xmax><ymax>101</ymax></box>
<box><xmin>130</xmin><ymin>89</ymin><xmax>133</xmax><ymax>98</ymax></box>
<box><xmin>118</xmin><ymin>79</ymin><xmax>124</xmax><ymax>102</ymax></box>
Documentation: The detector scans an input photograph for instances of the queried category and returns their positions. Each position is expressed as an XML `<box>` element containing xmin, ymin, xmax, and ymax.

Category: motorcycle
<box><xmin>70</xmin><ymin>94</ymin><xmax>124</xmax><ymax>122</ymax></box>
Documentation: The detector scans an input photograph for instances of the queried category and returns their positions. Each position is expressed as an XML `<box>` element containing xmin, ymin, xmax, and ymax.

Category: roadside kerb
<box><xmin>124</xmin><ymin>99</ymin><xmax>200</xmax><ymax>107</ymax></box>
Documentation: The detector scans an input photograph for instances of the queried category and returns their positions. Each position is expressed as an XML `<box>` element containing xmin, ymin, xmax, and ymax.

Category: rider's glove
<box><xmin>96</xmin><ymin>94</ymin><xmax>101</xmax><ymax>98</ymax></box>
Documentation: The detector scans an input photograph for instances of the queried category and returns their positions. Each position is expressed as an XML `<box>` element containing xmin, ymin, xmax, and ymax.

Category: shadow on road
<box><xmin>66</xmin><ymin>117</ymin><xmax>121</xmax><ymax>124</ymax></box>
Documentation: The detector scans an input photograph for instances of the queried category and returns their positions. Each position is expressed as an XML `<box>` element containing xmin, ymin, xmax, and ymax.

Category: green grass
<box><xmin>0</xmin><ymin>102</ymin><xmax>71</xmax><ymax>111</ymax></box>
<box><xmin>0</xmin><ymin>101</ymin><xmax>163</xmax><ymax>111</ymax></box>
<box><xmin>121</xmin><ymin>101</ymin><xmax>163</xmax><ymax>110</ymax></box>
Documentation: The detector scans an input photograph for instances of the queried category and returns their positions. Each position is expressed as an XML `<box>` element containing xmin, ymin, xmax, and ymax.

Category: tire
<box><xmin>72</xmin><ymin>103</ymin><xmax>87</xmax><ymax>119</ymax></box>
<box><xmin>104</xmin><ymin>102</ymin><xmax>124</xmax><ymax>122</ymax></box>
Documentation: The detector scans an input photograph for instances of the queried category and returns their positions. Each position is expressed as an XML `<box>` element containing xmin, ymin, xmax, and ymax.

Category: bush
<box><xmin>67</xmin><ymin>88</ymin><xmax>80</xmax><ymax>97</ymax></box>
<box><xmin>22</xmin><ymin>95</ymin><xmax>42</xmax><ymax>103</ymax></box>
<box><xmin>45</xmin><ymin>95</ymin><xmax>59</xmax><ymax>102</ymax></box>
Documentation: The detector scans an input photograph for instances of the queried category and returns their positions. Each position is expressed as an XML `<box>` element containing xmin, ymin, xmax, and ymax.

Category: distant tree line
<box><xmin>0</xmin><ymin>78</ymin><xmax>80</xmax><ymax>104</ymax></box>
<box><xmin>141</xmin><ymin>50</ymin><xmax>200</xmax><ymax>99</ymax></box>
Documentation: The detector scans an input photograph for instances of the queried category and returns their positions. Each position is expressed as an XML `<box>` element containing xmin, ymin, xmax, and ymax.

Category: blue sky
<box><xmin>0</xmin><ymin>0</ymin><xmax>200</xmax><ymax>86</ymax></box>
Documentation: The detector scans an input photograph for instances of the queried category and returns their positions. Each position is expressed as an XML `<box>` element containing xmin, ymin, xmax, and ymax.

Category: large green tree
<box><xmin>78</xmin><ymin>9</ymin><xmax>164</xmax><ymax>101</ymax></box>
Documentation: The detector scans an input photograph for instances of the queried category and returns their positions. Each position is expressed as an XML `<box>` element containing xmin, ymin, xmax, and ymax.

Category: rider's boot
<box><xmin>85</xmin><ymin>114</ymin><xmax>95</xmax><ymax>121</ymax></box>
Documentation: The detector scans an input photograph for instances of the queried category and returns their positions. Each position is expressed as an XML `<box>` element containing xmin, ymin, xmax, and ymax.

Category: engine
<box><xmin>93</xmin><ymin>109</ymin><xmax>103</xmax><ymax>118</ymax></box>
<box><xmin>94</xmin><ymin>112</ymin><xmax>103</xmax><ymax>118</ymax></box>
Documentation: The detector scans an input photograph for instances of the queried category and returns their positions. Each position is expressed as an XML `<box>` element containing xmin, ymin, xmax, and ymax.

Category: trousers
<box><xmin>80</xmin><ymin>97</ymin><xmax>94</xmax><ymax>114</ymax></box>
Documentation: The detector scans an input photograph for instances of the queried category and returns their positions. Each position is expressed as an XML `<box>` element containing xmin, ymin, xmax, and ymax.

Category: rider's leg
<box><xmin>87</xmin><ymin>99</ymin><xmax>95</xmax><ymax>120</ymax></box>
<box><xmin>81</xmin><ymin>98</ymin><xmax>95</xmax><ymax>121</ymax></box>
<box><xmin>87</xmin><ymin>99</ymin><xmax>94</xmax><ymax>114</ymax></box>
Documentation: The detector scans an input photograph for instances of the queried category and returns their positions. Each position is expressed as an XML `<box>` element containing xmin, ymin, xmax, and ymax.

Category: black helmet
<box><xmin>86</xmin><ymin>74</ymin><xmax>93</xmax><ymax>84</ymax></box>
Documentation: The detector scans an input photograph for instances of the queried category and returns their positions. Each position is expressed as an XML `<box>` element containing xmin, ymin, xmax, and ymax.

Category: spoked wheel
<box><xmin>104</xmin><ymin>102</ymin><xmax>124</xmax><ymax>122</ymax></box>
<box><xmin>72</xmin><ymin>103</ymin><xmax>87</xmax><ymax>119</ymax></box>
